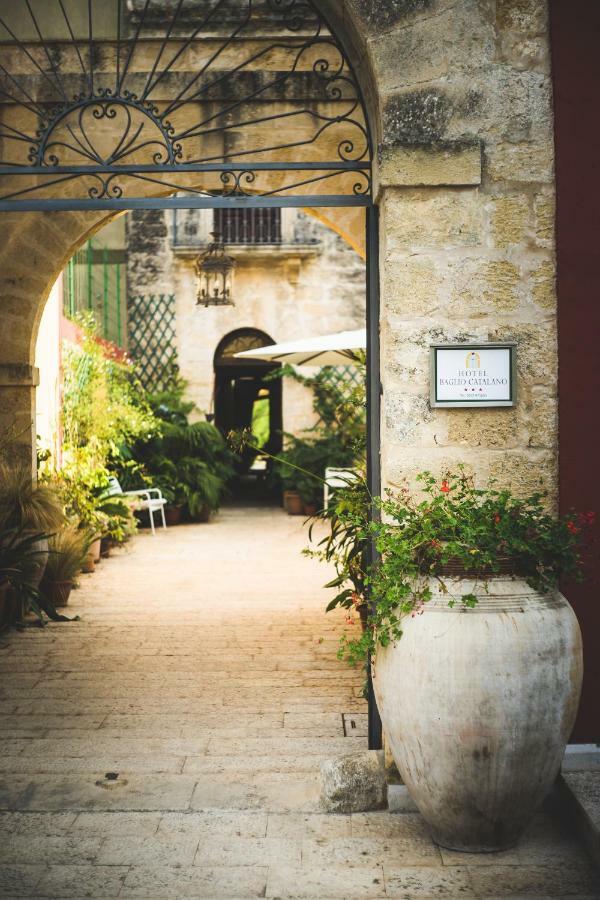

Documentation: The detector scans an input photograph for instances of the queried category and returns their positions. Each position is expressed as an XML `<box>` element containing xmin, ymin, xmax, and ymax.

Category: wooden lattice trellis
<box><xmin>127</xmin><ymin>293</ymin><xmax>177</xmax><ymax>392</ymax></box>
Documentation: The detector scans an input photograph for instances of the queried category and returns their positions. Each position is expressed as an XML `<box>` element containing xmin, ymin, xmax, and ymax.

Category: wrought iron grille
<box><xmin>214</xmin><ymin>208</ymin><xmax>281</xmax><ymax>244</ymax></box>
<box><xmin>127</xmin><ymin>292</ymin><xmax>177</xmax><ymax>390</ymax></box>
<box><xmin>0</xmin><ymin>0</ymin><xmax>372</xmax><ymax>210</ymax></box>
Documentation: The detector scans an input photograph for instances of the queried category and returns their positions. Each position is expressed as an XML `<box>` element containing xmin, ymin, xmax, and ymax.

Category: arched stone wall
<box><xmin>0</xmin><ymin>0</ymin><xmax>557</xmax><ymax>504</ymax></box>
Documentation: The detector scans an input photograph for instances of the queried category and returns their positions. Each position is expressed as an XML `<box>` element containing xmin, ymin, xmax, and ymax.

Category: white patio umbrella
<box><xmin>233</xmin><ymin>328</ymin><xmax>366</xmax><ymax>367</ymax></box>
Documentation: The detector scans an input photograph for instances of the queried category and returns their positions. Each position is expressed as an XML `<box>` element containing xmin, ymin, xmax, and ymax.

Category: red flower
<box><xmin>441</xmin><ymin>480</ymin><xmax>450</xmax><ymax>494</ymax></box>
<box><xmin>567</xmin><ymin>520</ymin><xmax>579</xmax><ymax>535</ymax></box>
<box><xmin>494</xmin><ymin>513</ymin><xmax>501</xmax><ymax>524</ymax></box>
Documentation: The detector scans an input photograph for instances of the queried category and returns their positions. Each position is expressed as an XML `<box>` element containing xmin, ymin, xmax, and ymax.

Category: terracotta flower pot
<box><xmin>100</xmin><ymin>536</ymin><xmax>112</xmax><ymax>558</ymax></box>
<box><xmin>374</xmin><ymin>577</ymin><xmax>583</xmax><ymax>852</ymax></box>
<box><xmin>81</xmin><ymin>553</ymin><xmax>95</xmax><ymax>574</ymax></box>
<box><xmin>90</xmin><ymin>536</ymin><xmax>102</xmax><ymax>563</ymax></box>
<box><xmin>165</xmin><ymin>505</ymin><xmax>183</xmax><ymax>526</ymax></box>
<box><xmin>303</xmin><ymin>502</ymin><xmax>318</xmax><ymax>517</ymax></box>
<box><xmin>194</xmin><ymin>504</ymin><xmax>211</xmax><ymax>523</ymax></box>
<box><xmin>43</xmin><ymin>580</ymin><xmax>73</xmax><ymax>608</ymax></box>
<box><xmin>285</xmin><ymin>492</ymin><xmax>303</xmax><ymax>515</ymax></box>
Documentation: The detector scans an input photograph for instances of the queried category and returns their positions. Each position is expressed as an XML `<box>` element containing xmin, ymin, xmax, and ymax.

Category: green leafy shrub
<box><xmin>0</xmin><ymin>462</ymin><xmax>65</xmax><ymax>533</ymax></box>
<box><xmin>333</xmin><ymin>468</ymin><xmax>597</xmax><ymax>667</ymax></box>
<box><xmin>115</xmin><ymin>377</ymin><xmax>235</xmax><ymax>518</ymax></box>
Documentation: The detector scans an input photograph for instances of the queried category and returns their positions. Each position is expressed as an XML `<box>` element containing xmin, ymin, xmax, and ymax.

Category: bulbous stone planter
<box><xmin>373</xmin><ymin>577</ymin><xmax>583</xmax><ymax>852</ymax></box>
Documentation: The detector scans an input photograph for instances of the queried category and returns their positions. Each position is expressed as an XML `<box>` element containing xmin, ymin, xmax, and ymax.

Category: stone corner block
<box><xmin>319</xmin><ymin>750</ymin><xmax>387</xmax><ymax>813</ymax></box>
<box><xmin>376</xmin><ymin>140</ymin><xmax>483</xmax><ymax>190</ymax></box>
<box><xmin>0</xmin><ymin>364</ymin><xmax>40</xmax><ymax>387</ymax></box>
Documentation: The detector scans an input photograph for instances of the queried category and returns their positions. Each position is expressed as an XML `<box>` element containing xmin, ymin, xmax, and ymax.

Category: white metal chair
<box><xmin>105</xmin><ymin>476</ymin><xmax>167</xmax><ymax>535</ymax></box>
<box><xmin>323</xmin><ymin>467</ymin><xmax>360</xmax><ymax>510</ymax></box>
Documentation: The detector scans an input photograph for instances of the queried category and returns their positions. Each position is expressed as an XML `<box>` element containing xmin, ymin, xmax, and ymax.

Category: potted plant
<box><xmin>341</xmin><ymin>469</ymin><xmax>592</xmax><ymax>853</ymax></box>
<box><xmin>41</xmin><ymin>527</ymin><xmax>90</xmax><ymax>607</ymax></box>
<box><xmin>307</xmin><ymin>471</ymin><xmax>370</xmax><ymax>628</ymax></box>
<box><xmin>0</xmin><ymin>463</ymin><xmax>65</xmax><ymax>589</ymax></box>
<box><xmin>0</xmin><ymin>527</ymin><xmax>48</xmax><ymax>628</ymax></box>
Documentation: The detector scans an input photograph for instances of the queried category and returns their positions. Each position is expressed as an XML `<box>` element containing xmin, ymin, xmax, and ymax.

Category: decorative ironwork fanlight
<box><xmin>195</xmin><ymin>233</ymin><xmax>236</xmax><ymax>307</ymax></box>
<box><xmin>0</xmin><ymin>0</ymin><xmax>373</xmax><ymax>211</ymax></box>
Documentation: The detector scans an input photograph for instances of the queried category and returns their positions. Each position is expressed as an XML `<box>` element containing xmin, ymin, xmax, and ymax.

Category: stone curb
<box><xmin>556</xmin><ymin>772</ymin><xmax>600</xmax><ymax>869</ymax></box>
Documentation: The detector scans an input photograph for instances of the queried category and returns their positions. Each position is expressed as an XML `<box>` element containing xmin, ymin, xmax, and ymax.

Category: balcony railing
<box><xmin>171</xmin><ymin>209</ymin><xmax>320</xmax><ymax>250</ymax></box>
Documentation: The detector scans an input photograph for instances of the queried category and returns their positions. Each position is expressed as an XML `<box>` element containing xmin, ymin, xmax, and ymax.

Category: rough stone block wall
<box><xmin>352</xmin><ymin>0</ymin><xmax>557</xmax><ymax>498</ymax></box>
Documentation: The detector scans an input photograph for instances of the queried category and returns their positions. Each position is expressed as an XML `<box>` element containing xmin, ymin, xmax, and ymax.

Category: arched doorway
<box><xmin>213</xmin><ymin>328</ymin><xmax>283</xmax><ymax>494</ymax></box>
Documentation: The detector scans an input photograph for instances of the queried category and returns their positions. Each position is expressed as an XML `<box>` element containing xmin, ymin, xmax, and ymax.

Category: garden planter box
<box><xmin>373</xmin><ymin>576</ymin><xmax>582</xmax><ymax>852</ymax></box>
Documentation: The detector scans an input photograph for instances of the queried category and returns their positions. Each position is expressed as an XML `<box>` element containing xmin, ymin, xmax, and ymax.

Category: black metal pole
<box><xmin>366</xmin><ymin>204</ymin><xmax>383</xmax><ymax>751</ymax></box>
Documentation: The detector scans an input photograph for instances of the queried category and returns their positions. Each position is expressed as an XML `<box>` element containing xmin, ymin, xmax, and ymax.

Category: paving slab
<box><xmin>0</xmin><ymin>509</ymin><xmax>595</xmax><ymax>900</ymax></box>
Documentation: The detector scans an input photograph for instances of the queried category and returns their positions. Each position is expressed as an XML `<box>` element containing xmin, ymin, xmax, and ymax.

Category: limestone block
<box><xmin>488</xmin><ymin>449</ymin><xmax>558</xmax><ymax>500</ymax></box>
<box><xmin>320</xmin><ymin>751</ymin><xmax>387</xmax><ymax>813</ymax></box>
<box><xmin>382</xmin><ymin>188</ymin><xmax>483</xmax><ymax>250</ymax></box>
<box><xmin>534</xmin><ymin>190</ymin><xmax>555</xmax><ymax>246</ymax></box>
<box><xmin>381</xmin><ymin>256</ymin><xmax>443</xmax><ymax>317</ymax></box>
<box><xmin>442</xmin><ymin>408</ymin><xmax>521</xmax><ymax>450</ymax></box>
<box><xmin>497</xmin><ymin>32</ymin><xmax>550</xmax><ymax>74</ymax></box>
<box><xmin>489</xmin><ymin>322</ymin><xmax>557</xmax><ymax>388</ymax></box>
<box><xmin>383</xmin><ymin>393</ymin><xmax>432</xmax><ymax>446</ymax></box>
<box><xmin>481</xmin><ymin>260</ymin><xmax>522</xmax><ymax>311</ymax></box>
<box><xmin>345</xmin><ymin>0</ymin><xmax>455</xmax><ymax>34</ymax></box>
<box><xmin>496</xmin><ymin>0</ymin><xmax>548</xmax><ymax>35</ymax></box>
<box><xmin>371</xmin><ymin>4</ymin><xmax>495</xmax><ymax>94</ymax></box>
<box><xmin>485</xmin><ymin>141</ymin><xmax>554</xmax><ymax>184</ymax></box>
<box><xmin>489</xmin><ymin>194</ymin><xmax>531</xmax><ymax>248</ymax></box>
<box><xmin>531</xmin><ymin>259</ymin><xmax>556</xmax><ymax>310</ymax></box>
<box><xmin>378</xmin><ymin>142</ymin><xmax>482</xmax><ymax>188</ymax></box>
<box><xmin>523</xmin><ymin>391</ymin><xmax>557</xmax><ymax>451</ymax></box>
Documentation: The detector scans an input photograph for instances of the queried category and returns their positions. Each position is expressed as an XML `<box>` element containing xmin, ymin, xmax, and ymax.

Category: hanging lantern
<box><xmin>195</xmin><ymin>232</ymin><xmax>236</xmax><ymax>307</ymax></box>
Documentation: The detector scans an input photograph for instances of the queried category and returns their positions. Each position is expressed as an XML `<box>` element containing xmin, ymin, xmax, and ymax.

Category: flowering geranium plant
<box><xmin>337</xmin><ymin>468</ymin><xmax>596</xmax><ymax>666</ymax></box>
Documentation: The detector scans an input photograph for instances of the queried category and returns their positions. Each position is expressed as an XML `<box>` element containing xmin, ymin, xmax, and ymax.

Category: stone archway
<box><xmin>0</xmin><ymin>0</ymin><xmax>557</xmax><ymax>509</ymax></box>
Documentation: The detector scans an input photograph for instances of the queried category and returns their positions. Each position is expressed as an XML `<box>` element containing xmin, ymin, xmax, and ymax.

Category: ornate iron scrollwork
<box><xmin>0</xmin><ymin>0</ymin><xmax>372</xmax><ymax>208</ymax></box>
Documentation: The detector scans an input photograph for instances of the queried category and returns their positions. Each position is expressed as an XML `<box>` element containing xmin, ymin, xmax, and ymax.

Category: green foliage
<box><xmin>306</xmin><ymin>471</ymin><xmax>370</xmax><ymax>614</ymax></box>
<box><xmin>275</xmin><ymin>433</ymin><xmax>358</xmax><ymax>506</ymax></box>
<box><xmin>272</xmin><ymin>363</ymin><xmax>365</xmax><ymax>450</ymax></box>
<box><xmin>62</xmin><ymin>313</ymin><xmax>158</xmax><ymax>462</ymax></box>
<box><xmin>114</xmin><ymin>376</ymin><xmax>235</xmax><ymax>517</ymax></box>
<box><xmin>43</xmin><ymin>315</ymin><xmax>161</xmax><ymax>540</ymax></box>
<box><xmin>265</xmin><ymin>363</ymin><xmax>366</xmax><ymax>505</ymax></box>
<box><xmin>0</xmin><ymin>527</ymin><xmax>48</xmax><ymax>611</ymax></box>
<box><xmin>0</xmin><ymin>463</ymin><xmax>65</xmax><ymax>533</ymax></box>
<box><xmin>334</xmin><ymin>468</ymin><xmax>597</xmax><ymax>667</ymax></box>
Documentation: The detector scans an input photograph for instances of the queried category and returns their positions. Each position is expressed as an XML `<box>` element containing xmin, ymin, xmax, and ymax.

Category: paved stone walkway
<box><xmin>0</xmin><ymin>508</ymin><xmax>598</xmax><ymax>898</ymax></box>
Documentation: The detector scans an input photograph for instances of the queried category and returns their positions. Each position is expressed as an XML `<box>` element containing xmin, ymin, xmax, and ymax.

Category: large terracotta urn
<box><xmin>373</xmin><ymin>577</ymin><xmax>583</xmax><ymax>852</ymax></box>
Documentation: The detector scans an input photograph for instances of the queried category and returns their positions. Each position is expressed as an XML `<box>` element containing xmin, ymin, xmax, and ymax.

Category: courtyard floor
<box><xmin>0</xmin><ymin>507</ymin><xmax>598</xmax><ymax>899</ymax></box>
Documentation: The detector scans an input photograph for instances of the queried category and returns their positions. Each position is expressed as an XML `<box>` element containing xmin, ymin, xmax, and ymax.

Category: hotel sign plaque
<box><xmin>430</xmin><ymin>343</ymin><xmax>516</xmax><ymax>408</ymax></box>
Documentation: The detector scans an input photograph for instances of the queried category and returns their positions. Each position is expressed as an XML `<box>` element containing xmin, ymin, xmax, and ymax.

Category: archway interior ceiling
<box><xmin>0</xmin><ymin>0</ymin><xmax>372</xmax><ymax>210</ymax></box>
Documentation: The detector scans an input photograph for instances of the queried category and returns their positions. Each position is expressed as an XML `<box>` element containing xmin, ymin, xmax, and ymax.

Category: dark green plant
<box><xmin>114</xmin><ymin>377</ymin><xmax>235</xmax><ymax>517</ymax></box>
<box><xmin>306</xmin><ymin>471</ymin><xmax>370</xmax><ymax>615</ymax></box>
<box><xmin>275</xmin><ymin>433</ymin><xmax>358</xmax><ymax>506</ymax></box>
<box><xmin>0</xmin><ymin>463</ymin><xmax>65</xmax><ymax>533</ymax></box>
<box><xmin>0</xmin><ymin>527</ymin><xmax>49</xmax><ymax>625</ymax></box>
<box><xmin>336</xmin><ymin>468</ymin><xmax>597</xmax><ymax>667</ymax></box>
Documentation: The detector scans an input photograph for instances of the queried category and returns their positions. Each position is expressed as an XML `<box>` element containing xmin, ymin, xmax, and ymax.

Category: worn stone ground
<box><xmin>0</xmin><ymin>508</ymin><xmax>598</xmax><ymax>899</ymax></box>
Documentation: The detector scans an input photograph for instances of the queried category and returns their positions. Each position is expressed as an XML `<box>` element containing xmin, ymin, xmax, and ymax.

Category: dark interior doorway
<box><xmin>214</xmin><ymin>329</ymin><xmax>283</xmax><ymax>501</ymax></box>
